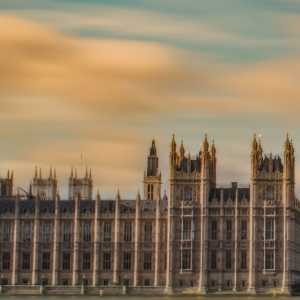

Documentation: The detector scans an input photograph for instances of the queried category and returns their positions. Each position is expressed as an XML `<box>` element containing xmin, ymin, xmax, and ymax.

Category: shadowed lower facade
<box><xmin>0</xmin><ymin>134</ymin><xmax>300</xmax><ymax>295</ymax></box>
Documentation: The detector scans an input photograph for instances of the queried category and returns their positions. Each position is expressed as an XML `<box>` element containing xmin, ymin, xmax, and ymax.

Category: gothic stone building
<box><xmin>0</xmin><ymin>134</ymin><xmax>300</xmax><ymax>295</ymax></box>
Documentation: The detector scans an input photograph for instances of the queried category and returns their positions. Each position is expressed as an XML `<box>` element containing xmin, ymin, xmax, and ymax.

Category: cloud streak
<box><xmin>1</xmin><ymin>15</ymin><xmax>300</xmax><ymax>197</ymax></box>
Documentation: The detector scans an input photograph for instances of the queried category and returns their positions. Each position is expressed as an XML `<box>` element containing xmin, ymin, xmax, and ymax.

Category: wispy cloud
<box><xmin>1</xmin><ymin>14</ymin><xmax>300</xmax><ymax>196</ymax></box>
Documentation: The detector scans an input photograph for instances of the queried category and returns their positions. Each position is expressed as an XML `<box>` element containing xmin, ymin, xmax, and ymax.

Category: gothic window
<box><xmin>211</xmin><ymin>220</ymin><xmax>218</xmax><ymax>240</ymax></box>
<box><xmin>265</xmin><ymin>218</ymin><xmax>275</xmax><ymax>240</ymax></box>
<box><xmin>83</xmin><ymin>222</ymin><xmax>91</xmax><ymax>242</ymax></box>
<box><xmin>181</xmin><ymin>249</ymin><xmax>191</xmax><ymax>271</ymax></box>
<box><xmin>226</xmin><ymin>220</ymin><xmax>232</xmax><ymax>240</ymax></box>
<box><xmin>123</xmin><ymin>222</ymin><xmax>132</xmax><ymax>242</ymax></box>
<box><xmin>241</xmin><ymin>250</ymin><xmax>247</xmax><ymax>270</ymax></box>
<box><xmin>182</xmin><ymin>219</ymin><xmax>191</xmax><ymax>240</ymax></box>
<box><xmin>147</xmin><ymin>184</ymin><xmax>154</xmax><ymax>200</ymax></box>
<box><xmin>42</xmin><ymin>252</ymin><xmax>50</xmax><ymax>271</ymax></box>
<box><xmin>2</xmin><ymin>252</ymin><xmax>10</xmax><ymax>271</ymax></box>
<box><xmin>143</xmin><ymin>252</ymin><xmax>152</xmax><ymax>271</ymax></box>
<box><xmin>62</xmin><ymin>222</ymin><xmax>71</xmax><ymax>242</ymax></box>
<box><xmin>225</xmin><ymin>250</ymin><xmax>232</xmax><ymax>270</ymax></box>
<box><xmin>82</xmin><ymin>252</ymin><xmax>91</xmax><ymax>270</ymax></box>
<box><xmin>265</xmin><ymin>185</ymin><xmax>274</xmax><ymax>201</ymax></box>
<box><xmin>22</xmin><ymin>252</ymin><xmax>31</xmax><ymax>270</ymax></box>
<box><xmin>2</xmin><ymin>222</ymin><xmax>11</xmax><ymax>242</ymax></box>
<box><xmin>123</xmin><ymin>252</ymin><xmax>131</xmax><ymax>271</ymax></box>
<box><xmin>184</xmin><ymin>186</ymin><xmax>192</xmax><ymax>201</ymax></box>
<box><xmin>241</xmin><ymin>220</ymin><xmax>247</xmax><ymax>240</ymax></box>
<box><xmin>210</xmin><ymin>250</ymin><xmax>217</xmax><ymax>270</ymax></box>
<box><xmin>62</xmin><ymin>252</ymin><xmax>71</xmax><ymax>271</ymax></box>
<box><xmin>40</xmin><ymin>223</ymin><xmax>51</xmax><ymax>242</ymax></box>
<box><xmin>265</xmin><ymin>249</ymin><xmax>275</xmax><ymax>270</ymax></box>
<box><xmin>144</xmin><ymin>222</ymin><xmax>152</xmax><ymax>242</ymax></box>
<box><xmin>103</xmin><ymin>222</ymin><xmax>112</xmax><ymax>242</ymax></box>
<box><xmin>103</xmin><ymin>252</ymin><xmax>111</xmax><ymax>271</ymax></box>
<box><xmin>22</xmin><ymin>222</ymin><xmax>32</xmax><ymax>242</ymax></box>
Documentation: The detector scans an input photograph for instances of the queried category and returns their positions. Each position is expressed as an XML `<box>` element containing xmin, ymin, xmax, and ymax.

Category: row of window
<box><xmin>210</xmin><ymin>220</ymin><xmax>248</xmax><ymax>241</ymax></box>
<box><xmin>209</xmin><ymin>249</ymin><xmax>275</xmax><ymax>271</ymax></box>
<box><xmin>209</xmin><ymin>218</ymin><xmax>275</xmax><ymax>242</ymax></box>
<box><xmin>0</xmin><ymin>251</ymin><xmax>154</xmax><ymax>272</ymax></box>
<box><xmin>0</xmin><ymin>221</ymin><xmax>154</xmax><ymax>243</ymax></box>
<box><xmin>0</xmin><ymin>218</ymin><xmax>276</xmax><ymax>243</ymax></box>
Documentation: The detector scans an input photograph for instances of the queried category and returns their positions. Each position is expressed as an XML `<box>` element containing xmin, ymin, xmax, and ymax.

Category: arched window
<box><xmin>147</xmin><ymin>184</ymin><xmax>154</xmax><ymax>200</ymax></box>
<box><xmin>184</xmin><ymin>186</ymin><xmax>192</xmax><ymax>201</ymax></box>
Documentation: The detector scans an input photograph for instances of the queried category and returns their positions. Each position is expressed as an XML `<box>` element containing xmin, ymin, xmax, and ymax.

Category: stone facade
<box><xmin>0</xmin><ymin>134</ymin><xmax>300</xmax><ymax>295</ymax></box>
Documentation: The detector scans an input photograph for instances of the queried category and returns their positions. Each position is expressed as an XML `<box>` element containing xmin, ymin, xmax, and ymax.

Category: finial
<box><xmin>171</xmin><ymin>133</ymin><xmax>176</xmax><ymax>145</ymax></box>
<box><xmin>136</xmin><ymin>189</ymin><xmax>141</xmax><ymax>201</ymax></box>
<box><xmin>211</xmin><ymin>139</ymin><xmax>216</xmax><ymax>154</ymax></box>
<box><xmin>150</xmin><ymin>138</ymin><xmax>157</xmax><ymax>156</ymax></box>
<box><xmin>116</xmin><ymin>189</ymin><xmax>121</xmax><ymax>201</ymax></box>
<box><xmin>203</xmin><ymin>133</ymin><xmax>209</xmax><ymax>152</ymax></box>
<box><xmin>180</xmin><ymin>139</ymin><xmax>185</xmax><ymax>157</ymax></box>
<box><xmin>75</xmin><ymin>168</ymin><xmax>77</xmax><ymax>178</ymax></box>
<box><xmin>7</xmin><ymin>170</ymin><xmax>10</xmax><ymax>179</ymax></box>
<box><xmin>252</xmin><ymin>133</ymin><xmax>258</xmax><ymax>151</ymax></box>
<box><xmin>49</xmin><ymin>167</ymin><xmax>53</xmax><ymax>178</ymax></box>
<box><xmin>39</xmin><ymin>168</ymin><xmax>42</xmax><ymax>179</ymax></box>
<box><xmin>89</xmin><ymin>168</ymin><xmax>92</xmax><ymax>179</ymax></box>
<box><xmin>35</xmin><ymin>166</ymin><xmax>38</xmax><ymax>178</ymax></box>
<box><xmin>54</xmin><ymin>168</ymin><xmax>56</xmax><ymax>179</ymax></box>
<box><xmin>85</xmin><ymin>167</ymin><xmax>88</xmax><ymax>178</ymax></box>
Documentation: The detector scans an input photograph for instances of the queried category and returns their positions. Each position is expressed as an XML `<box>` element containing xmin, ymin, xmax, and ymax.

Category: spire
<box><xmin>49</xmin><ymin>167</ymin><xmax>53</xmax><ymax>179</ymax></box>
<box><xmin>39</xmin><ymin>168</ymin><xmax>42</xmax><ymax>179</ymax></box>
<box><xmin>54</xmin><ymin>168</ymin><xmax>56</xmax><ymax>179</ymax></box>
<box><xmin>211</xmin><ymin>139</ymin><xmax>216</xmax><ymax>156</ymax></box>
<box><xmin>136</xmin><ymin>189</ymin><xmax>141</xmax><ymax>201</ymax></box>
<box><xmin>85</xmin><ymin>167</ymin><xmax>88</xmax><ymax>178</ymax></box>
<box><xmin>35</xmin><ymin>166</ymin><xmax>38</xmax><ymax>178</ymax></box>
<box><xmin>150</xmin><ymin>139</ymin><xmax>157</xmax><ymax>156</ymax></box>
<box><xmin>170</xmin><ymin>133</ymin><xmax>177</xmax><ymax>168</ymax></box>
<box><xmin>7</xmin><ymin>170</ymin><xmax>10</xmax><ymax>179</ymax></box>
<box><xmin>116</xmin><ymin>188</ymin><xmax>121</xmax><ymax>201</ymax></box>
<box><xmin>10</xmin><ymin>170</ymin><xmax>14</xmax><ymax>180</ymax></box>
<box><xmin>180</xmin><ymin>139</ymin><xmax>185</xmax><ymax>158</ymax></box>
<box><xmin>171</xmin><ymin>134</ymin><xmax>176</xmax><ymax>153</ymax></box>
<box><xmin>75</xmin><ymin>168</ymin><xmax>77</xmax><ymax>179</ymax></box>
<box><xmin>96</xmin><ymin>189</ymin><xmax>101</xmax><ymax>200</ymax></box>
<box><xmin>89</xmin><ymin>168</ymin><xmax>92</xmax><ymax>179</ymax></box>
<box><xmin>252</xmin><ymin>133</ymin><xmax>258</xmax><ymax>153</ymax></box>
<box><xmin>284</xmin><ymin>132</ymin><xmax>292</xmax><ymax>153</ymax></box>
<box><xmin>257</xmin><ymin>137</ymin><xmax>263</xmax><ymax>155</ymax></box>
<box><xmin>202</xmin><ymin>133</ymin><xmax>209</xmax><ymax>153</ymax></box>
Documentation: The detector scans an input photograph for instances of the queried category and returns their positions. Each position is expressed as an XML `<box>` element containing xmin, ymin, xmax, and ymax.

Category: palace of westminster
<box><xmin>0</xmin><ymin>134</ymin><xmax>300</xmax><ymax>295</ymax></box>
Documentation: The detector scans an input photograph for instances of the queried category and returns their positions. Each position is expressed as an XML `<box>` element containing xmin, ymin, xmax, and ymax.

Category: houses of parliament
<box><xmin>0</xmin><ymin>134</ymin><xmax>300</xmax><ymax>295</ymax></box>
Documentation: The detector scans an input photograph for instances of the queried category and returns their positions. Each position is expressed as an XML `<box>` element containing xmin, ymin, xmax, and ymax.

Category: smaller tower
<box><xmin>69</xmin><ymin>167</ymin><xmax>93</xmax><ymax>200</ymax></box>
<box><xmin>0</xmin><ymin>170</ymin><xmax>14</xmax><ymax>197</ymax></box>
<box><xmin>32</xmin><ymin>167</ymin><xmax>57</xmax><ymax>200</ymax></box>
<box><xmin>144</xmin><ymin>139</ymin><xmax>161</xmax><ymax>201</ymax></box>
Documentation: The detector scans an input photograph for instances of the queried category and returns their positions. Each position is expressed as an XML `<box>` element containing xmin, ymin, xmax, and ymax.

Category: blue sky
<box><xmin>0</xmin><ymin>0</ymin><xmax>300</xmax><ymax>198</ymax></box>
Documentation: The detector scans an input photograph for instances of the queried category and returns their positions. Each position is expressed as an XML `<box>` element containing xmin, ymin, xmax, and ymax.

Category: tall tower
<box><xmin>69</xmin><ymin>168</ymin><xmax>93</xmax><ymax>200</ymax></box>
<box><xmin>32</xmin><ymin>167</ymin><xmax>58</xmax><ymax>200</ymax></box>
<box><xmin>0</xmin><ymin>170</ymin><xmax>14</xmax><ymax>197</ymax></box>
<box><xmin>282</xmin><ymin>134</ymin><xmax>295</xmax><ymax>293</ymax></box>
<box><xmin>248</xmin><ymin>134</ymin><xmax>294</xmax><ymax>293</ymax></box>
<box><xmin>165</xmin><ymin>134</ymin><xmax>216</xmax><ymax>291</ymax></box>
<box><xmin>143</xmin><ymin>139</ymin><xmax>161</xmax><ymax>201</ymax></box>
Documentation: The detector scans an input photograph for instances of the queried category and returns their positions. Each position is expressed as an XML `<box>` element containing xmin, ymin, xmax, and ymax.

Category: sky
<box><xmin>1</xmin><ymin>0</ymin><xmax>300</xmax><ymax>198</ymax></box>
